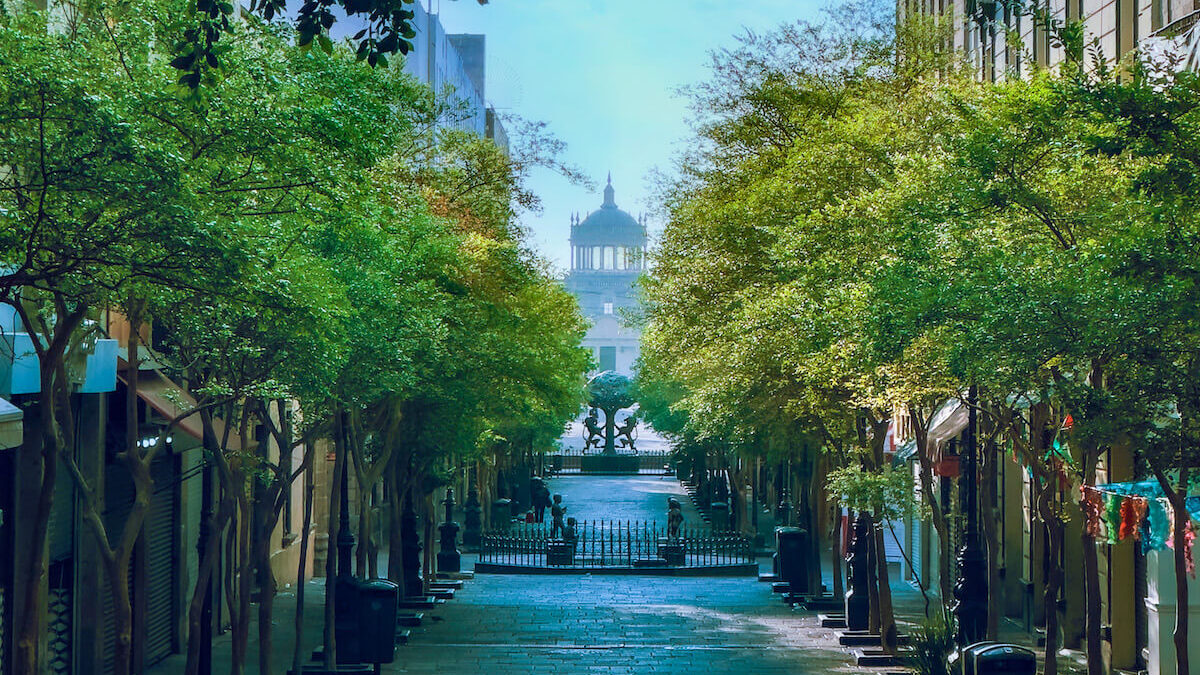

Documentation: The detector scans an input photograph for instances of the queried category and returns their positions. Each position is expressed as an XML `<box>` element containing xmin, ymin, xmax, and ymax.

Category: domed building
<box><xmin>564</xmin><ymin>175</ymin><xmax>647</xmax><ymax>376</ymax></box>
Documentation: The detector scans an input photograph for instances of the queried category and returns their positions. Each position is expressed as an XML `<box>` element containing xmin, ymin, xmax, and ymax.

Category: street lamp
<box><xmin>951</xmin><ymin>385</ymin><xmax>988</xmax><ymax>646</ymax></box>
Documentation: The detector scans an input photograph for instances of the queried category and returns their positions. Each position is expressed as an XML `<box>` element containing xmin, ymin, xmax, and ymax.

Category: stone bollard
<box><xmin>844</xmin><ymin>513</ymin><xmax>872</xmax><ymax>631</ymax></box>
<box><xmin>492</xmin><ymin>498</ymin><xmax>513</xmax><ymax>531</ymax></box>
<box><xmin>438</xmin><ymin>488</ymin><xmax>462</xmax><ymax>573</ymax></box>
<box><xmin>710</xmin><ymin>501</ymin><xmax>729</xmax><ymax>531</ymax></box>
<box><xmin>463</xmin><ymin>486</ymin><xmax>482</xmax><ymax>546</ymax></box>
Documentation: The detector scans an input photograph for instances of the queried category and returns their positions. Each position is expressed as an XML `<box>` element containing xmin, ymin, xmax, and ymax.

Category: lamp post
<box><xmin>336</xmin><ymin>451</ymin><xmax>354</xmax><ymax>578</ymax></box>
<box><xmin>197</xmin><ymin>450</ymin><xmax>213</xmax><ymax>675</ymax></box>
<box><xmin>951</xmin><ymin>385</ymin><xmax>988</xmax><ymax>646</ymax></box>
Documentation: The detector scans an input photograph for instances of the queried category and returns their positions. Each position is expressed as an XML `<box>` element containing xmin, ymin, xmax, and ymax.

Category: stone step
<box><xmin>429</xmin><ymin>579</ymin><xmax>464</xmax><ymax>589</ymax></box>
<box><xmin>757</xmin><ymin>573</ymin><xmax>781</xmax><ymax>583</ymax></box>
<box><xmin>397</xmin><ymin>612</ymin><xmax>423</xmax><ymax>627</ymax></box>
<box><xmin>837</xmin><ymin>631</ymin><xmax>913</xmax><ymax>647</ymax></box>
<box><xmin>395</xmin><ymin>629</ymin><xmax>410</xmax><ymax>646</ymax></box>
<box><xmin>771</xmin><ymin>582</ymin><xmax>791</xmax><ymax>594</ymax></box>
<box><xmin>429</xmin><ymin>588</ymin><xmax>455</xmax><ymax>600</ymax></box>
<box><xmin>398</xmin><ymin>596</ymin><xmax>444</xmax><ymax>609</ymax></box>
<box><xmin>802</xmin><ymin>595</ymin><xmax>844</xmax><ymax>612</ymax></box>
<box><xmin>436</xmin><ymin>571</ymin><xmax>474</xmax><ymax>581</ymax></box>
<box><xmin>853</xmin><ymin>648</ymin><xmax>910</xmax><ymax>667</ymax></box>
<box><xmin>818</xmin><ymin>613</ymin><xmax>847</xmax><ymax>628</ymax></box>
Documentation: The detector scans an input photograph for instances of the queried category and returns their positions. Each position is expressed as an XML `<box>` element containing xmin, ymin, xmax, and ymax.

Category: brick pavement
<box><xmin>147</xmin><ymin>476</ymin><xmax>894</xmax><ymax>675</ymax></box>
<box><xmin>388</xmin><ymin>571</ymin><xmax>865</xmax><ymax>674</ymax></box>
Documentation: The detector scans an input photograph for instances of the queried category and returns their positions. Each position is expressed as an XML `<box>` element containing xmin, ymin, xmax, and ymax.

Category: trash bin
<box><xmin>333</xmin><ymin>576</ymin><xmax>364</xmax><ymax>664</ymax></box>
<box><xmin>774</xmin><ymin>526</ymin><xmax>810</xmax><ymax>593</ymax></box>
<box><xmin>356</xmin><ymin>579</ymin><xmax>399</xmax><ymax>664</ymax></box>
<box><xmin>492</xmin><ymin>498</ymin><xmax>512</xmax><ymax>530</ymax></box>
<box><xmin>710</xmin><ymin>501</ymin><xmax>729</xmax><ymax>530</ymax></box>
<box><xmin>947</xmin><ymin>642</ymin><xmax>1036</xmax><ymax>675</ymax></box>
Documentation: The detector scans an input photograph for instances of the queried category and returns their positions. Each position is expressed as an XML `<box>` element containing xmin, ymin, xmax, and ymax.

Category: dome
<box><xmin>571</xmin><ymin>175</ymin><xmax>646</xmax><ymax>247</ymax></box>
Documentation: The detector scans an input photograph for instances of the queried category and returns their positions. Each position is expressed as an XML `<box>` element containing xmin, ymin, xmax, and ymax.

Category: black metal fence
<box><xmin>545</xmin><ymin>450</ymin><xmax>671</xmax><ymax>475</ymax></box>
<box><xmin>478</xmin><ymin>520</ymin><xmax>753</xmax><ymax>569</ymax></box>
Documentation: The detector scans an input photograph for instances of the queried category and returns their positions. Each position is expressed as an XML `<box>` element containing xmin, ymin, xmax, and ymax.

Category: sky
<box><xmin>426</xmin><ymin>0</ymin><xmax>824</xmax><ymax>274</ymax></box>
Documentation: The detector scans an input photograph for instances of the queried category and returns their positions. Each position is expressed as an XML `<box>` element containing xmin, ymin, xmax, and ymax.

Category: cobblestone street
<box><xmin>388</xmin><ymin>573</ymin><xmax>859</xmax><ymax>674</ymax></box>
<box><xmin>147</xmin><ymin>475</ymin><xmax>880</xmax><ymax>675</ymax></box>
<box><xmin>388</xmin><ymin>475</ymin><xmax>855</xmax><ymax>673</ymax></box>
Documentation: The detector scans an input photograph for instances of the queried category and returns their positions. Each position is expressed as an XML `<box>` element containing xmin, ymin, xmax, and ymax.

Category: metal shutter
<box><xmin>143</xmin><ymin>458</ymin><xmax>176</xmax><ymax>666</ymax></box>
<box><xmin>47</xmin><ymin>462</ymin><xmax>73</xmax><ymax>562</ymax></box>
<box><xmin>101</xmin><ymin>455</ymin><xmax>177</xmax><ymax>673</ymax></box>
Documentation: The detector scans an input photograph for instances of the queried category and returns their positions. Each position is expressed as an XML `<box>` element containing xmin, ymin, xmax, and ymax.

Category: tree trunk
<box><xmin>184</xmin><ymin>498</ymin><xmax>231</xmax><ymax>675</ymax></box>
<box><xmin>323</xmin><ymin>410</ymin><xmax>347</xmax><ymax>668</ymax></box>
<box><xmin>15</xmin><ymin>407</ymin><xmax>57</xmax><ymax>675</ymax></box>
<box><xmin>256</xmin><ymin>532</ymin><xmax>276</xmax><ymax>675</ymax></box>
<box><xmin>873</xmin><ymin>515</ymin><xmax>899</xmax><ymax>654</ymax></box>
<box><xmin>11</xmin><ymin>303</ymin><xmax>85</xmax><ymax>675</ymax></box>
<box><xmin>106</xmin><ymin>555</ymin><xmax>135</xmax><ymax>675</ymax></box>
<box><xmin>1171</xmin><ymin>502</ymin><xmax>1190</xmax><ymax>675</ymax></box>
<box><xmin>980</xmin><ymin>437</ymin><xmax>1002</xmax><ymax>640</ymax></box>
<box><xmin>1041</xmin><ymin>494</ymin><xmax>1062</xmax><ymax>675</ymax></box>
<box><xmin>1154</xmin><ymin>462</ymin><xmax>1191</xmax><ymax>675</ymax></box>
<box><xmin>230</xmin><ymin>493</ymin><xmax>252</xmax><ymax>675</ymax></box>
<box><xmin>1080</xmin><ymin>444</ymin><xmax>1103</xmax><ymax>675</ymax></box>
<box><xmin>293</xmin><ymin>466</ymin><xmax>315</xmax><ymax>674</ymax></box>
<box><xmin>911</xmin><ymin>408</ymin><xmax>953</xmax><ymax>604</ymax></box>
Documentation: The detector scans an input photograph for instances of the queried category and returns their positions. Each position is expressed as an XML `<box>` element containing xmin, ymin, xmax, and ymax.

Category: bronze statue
<box><xmin>667</xmin><ymin>497</ymin><xmax>684</xmax><ymax>538</ymax></box>
<box><xmin>615</xmin><ymin>415</ymin><xmax>638</xmax><ymax>451</ymax></box>
<box><xmin>582</xmin><ymin>407</ymin><xmax>604</xmax><ymax>452</ymax></box>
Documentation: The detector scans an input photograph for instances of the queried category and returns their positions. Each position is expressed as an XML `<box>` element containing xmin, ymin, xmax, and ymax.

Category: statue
<box><xmin>582</xmin><ymin>407</ymin><xmax>604</xmax><ymax>452</ymax></box>
<box><xmin>615</xmin><ymin>414</ymin><xmax>638</xmax><ymax>451</ymax></box>
<box><xmin>667</xmin><ymin>498</ymin><xmax>684</xmax><ymax>538</ymax></box>
<box><xmin>550</xmin><ymin>494</ymin><xmax>567</xmax><ymax>538</ymax></box>
<box><xmin>587</xmin><ymin>371</ymin><xmax>636</xmax><ymax>454</ymax></box>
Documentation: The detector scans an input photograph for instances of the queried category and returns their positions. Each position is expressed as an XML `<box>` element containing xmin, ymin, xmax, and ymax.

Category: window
<box><xmin>599</xmin><ymin>346</ymin><xmax>617</xmax><ymax>372</ymax></box>
<box><xmin>603</xmin><ymin>302</ymin><xmax>614</xmax><ymax>315</ymax></box>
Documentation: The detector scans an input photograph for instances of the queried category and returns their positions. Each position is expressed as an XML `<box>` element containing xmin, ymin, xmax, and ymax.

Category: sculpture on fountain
<box><xmin>585</xmin><ymin>370</ymin><xmax>636</xmax><ymax>455</ymax></box>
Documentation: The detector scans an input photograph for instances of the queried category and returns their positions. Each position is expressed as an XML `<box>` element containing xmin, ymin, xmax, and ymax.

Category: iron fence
<box><xmin>478</xmin><ymin>520</ymin><xmax>753</xmax><ymax>569</ymax></box>
<box><xmin>545</xmin><ymin>449</ymin><xmax>671</xmax><ymax>475</ymax></box>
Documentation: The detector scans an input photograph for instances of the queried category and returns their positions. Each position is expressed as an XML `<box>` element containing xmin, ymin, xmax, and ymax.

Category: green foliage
<box><xmin>826</xmin><ymin>464</ymin><xmax>918</xmax><ymax>524</ymax></box>
<box><xmin>588</xmin><ymin>371</ymin><xmax>635</xmax><ymax>412</ymax></box>
<box><xmin>901</xmin><ymin>612</ymin><xmax>956</xmax><ymax>675</ymax></box>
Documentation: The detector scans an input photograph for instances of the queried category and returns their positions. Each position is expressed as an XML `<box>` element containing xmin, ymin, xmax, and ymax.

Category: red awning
<box><xmin>116</xmin><ymin>360</ymin><xmax>251</xmax><ymax>451</ymax></box>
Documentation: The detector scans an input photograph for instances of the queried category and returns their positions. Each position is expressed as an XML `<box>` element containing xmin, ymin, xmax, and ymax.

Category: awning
<box><xmin>893</xmin><ymin>399</ymin><xmax>969</xmax><ymax>466</ymax></box>
<box><xmin>116</xmin><ymin>361</ymin><xmax>251</xmax><ymax>451</ymax></box>
<box><xmin>892</xmin><ymin>439</ymin><xmax>917</xmax><ymax>466</ymax></box>
<box><xmin>928</xmin><ymin>400</ymin><xmax>968</xmax><ymax>459</ymax></box>
<box><xmin>0</xmin><ymin>396</ymin><xmax>22</xmax><ymax>450</ymax></box>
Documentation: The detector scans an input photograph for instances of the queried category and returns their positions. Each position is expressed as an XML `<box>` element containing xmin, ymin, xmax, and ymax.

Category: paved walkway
<box><xmin>390</xmin><ymin>573</ymin><xmax>860</xmax><ymax>674</ymax></box>
<box><xmin>543</xmin><ymin>474</ymin><xmax>705</xmax><ymax>525</ymax></box>
<box><xmin>147</xmin><ymin>476</ymin><xmax>895</xmax><ymax>674</ymax></box>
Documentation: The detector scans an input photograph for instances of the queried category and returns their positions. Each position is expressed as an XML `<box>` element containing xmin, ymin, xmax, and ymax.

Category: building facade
<box><xmin>563</xmin><ymin>177</ymin><xmax>648</xmax><ymax>376</ymax></box>
<box><xmin>0</xmin><ymin>4</ymin><xmax>508</xmax><ymax>674</ymax></box>
<box><xmin>902</xmin><ymin>4</ymin><xmax>1200</xmax><ymax>674</ymax></box>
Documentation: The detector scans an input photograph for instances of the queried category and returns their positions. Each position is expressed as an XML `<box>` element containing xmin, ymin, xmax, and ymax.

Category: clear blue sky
<box><xmin>428</xmin><ymin>0</ymin><xmax>823</xmax><ymax>273</ymax></box>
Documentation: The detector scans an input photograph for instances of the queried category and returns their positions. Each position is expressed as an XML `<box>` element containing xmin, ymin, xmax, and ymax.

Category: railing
<box><xmin>478</xmin><ymin>520</ymin><xmax>753</xmax><ymax>569</ymax></box>
<box><xmin>545</xmin><ymin>449</ymin><xmax>671</xmax><ymax>475</ymax></box>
